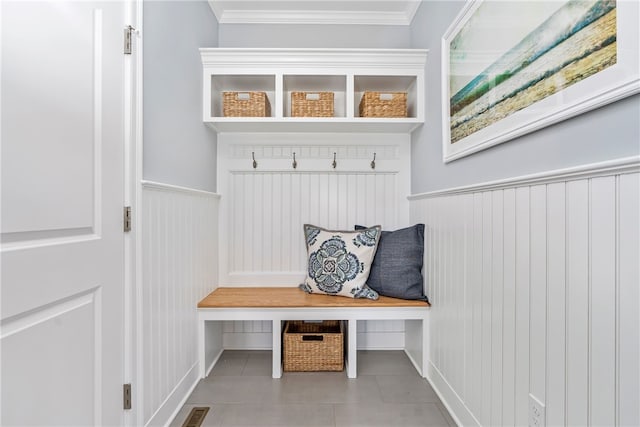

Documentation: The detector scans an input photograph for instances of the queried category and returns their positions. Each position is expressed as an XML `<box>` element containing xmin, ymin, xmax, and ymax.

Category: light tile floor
<box><xmin>171</xmin><ymin>350</ymin><xmax>456</xmax><ymax>427</ymax></box>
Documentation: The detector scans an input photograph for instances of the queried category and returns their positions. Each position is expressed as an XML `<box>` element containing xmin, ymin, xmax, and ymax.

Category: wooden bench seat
<box><xmin>197</xmin><ymin>287</ymin><xmax>430</xmax><ymax>379</ymax></box>
<box><xmin>198</xmin><ymin>287</ymin><xmax>431</xmax><ymax>308</ymax></box>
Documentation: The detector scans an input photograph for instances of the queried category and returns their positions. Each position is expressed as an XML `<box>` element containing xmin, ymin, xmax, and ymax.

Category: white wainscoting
<box><xmin>409</xmin><ymin>157</ymin><xmax>639</xmax><ymax>427</ymax></box>
<box><xmin>217</xmin><ymin>133</ymin><xmax>411</xmax><ymax>349</ymax></box>
<box><xmin>140</xmin><ymin>182</ymin><xmax>220</xmax><ymax>427</ymax></box>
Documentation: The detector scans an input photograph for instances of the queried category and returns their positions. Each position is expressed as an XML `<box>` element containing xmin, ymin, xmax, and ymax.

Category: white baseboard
<box><xmin>159</xmin><ymin>350</ymin><xmax>224</xmax><ymax>427</ymax></box>
<box><xmin>356</xmin><ymin>332</ymin><xmax>404</xmax><ymax>349</ymax></box>
<box><xmin>426</xmin><ymin>361</ymin><xmax>480</xmax><ymax>427</ymax></box>
<box><xmin>205</xmin><ymin>348</ymin><xmax>224</xmax><ymax>378</ymax></box>
<box><xmin>404</xmin><ymin>349</ymin><xmax>424</xmax><ymax>378</ymax></box>
<box><xmin>145</xmin><ymin>362</ymin><xmax>201</xmax><ymax>427</ymax></box>
<box><xmin>223</xmin><ymin>332</ymin><xmax>273</xmax><ymax>349</ymax></box>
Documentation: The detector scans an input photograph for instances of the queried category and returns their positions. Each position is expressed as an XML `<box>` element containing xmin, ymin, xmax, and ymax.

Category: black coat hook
<box><xmin>371</xmin><ymin>152</ymin><xmax>376</xmax><ymax>169</ymax></box>
<box><xmin>252</xmin><ymin>152</ymin><xmax>257</xmax><ymax>169</ymax></box>
<box><xmin>292</xmin><ymin>152</ymin><xmax>297</xmax><ymax>169</ymax></box>
<box><xmin>332</xmin><ymin>152</ymin><xmax>337</xmax><ymax>169</ymax></box>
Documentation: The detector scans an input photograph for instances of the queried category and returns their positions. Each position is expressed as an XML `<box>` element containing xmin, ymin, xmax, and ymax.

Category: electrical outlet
<box><xmin>529</xmin><ymin>394</ymin><xmax>546</xmax><ymax>427</ymax></box>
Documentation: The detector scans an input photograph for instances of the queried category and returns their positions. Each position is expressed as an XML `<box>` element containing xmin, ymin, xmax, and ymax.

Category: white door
<box><xmin>1</xmin><ymin>1</ymin><xmax>128</xmax><ymax>425</ymax></box>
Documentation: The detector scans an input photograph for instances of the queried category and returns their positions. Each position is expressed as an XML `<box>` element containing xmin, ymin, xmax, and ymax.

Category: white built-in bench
<box><xmin>197</xmin><ymin>287</ymin><xmax>430</xmax><ymax>379</ymax></box>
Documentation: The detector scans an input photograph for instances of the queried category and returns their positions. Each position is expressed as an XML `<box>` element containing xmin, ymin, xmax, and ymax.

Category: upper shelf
<box><xmin>200</xmin><ymin>48</ymin><xmax>428</xmax><ymax>133</ymax></box>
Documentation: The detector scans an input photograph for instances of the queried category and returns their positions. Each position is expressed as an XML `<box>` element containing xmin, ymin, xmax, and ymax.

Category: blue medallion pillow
<box><xmin>355</xmin><ymin>224</ymin><xmax>427</xmax><ymax>302</ymax></box>
<box><xmin>300</xmin><ymin>224</ymin><xmax>381</xmax><ymax>300</ymax></box>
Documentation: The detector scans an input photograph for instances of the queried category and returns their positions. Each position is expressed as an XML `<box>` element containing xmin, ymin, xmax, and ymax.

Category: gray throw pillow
<box><xmin>355</xmin><ymin>224</ymin><xmax>427</xmax><ymax>302</ymax></box>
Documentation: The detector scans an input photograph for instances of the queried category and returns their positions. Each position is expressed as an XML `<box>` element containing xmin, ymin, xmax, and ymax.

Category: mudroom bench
<box><xmin>197</xmin><ymin>287</ymin><xmax>430</xmax><ymax>379</ymax></box>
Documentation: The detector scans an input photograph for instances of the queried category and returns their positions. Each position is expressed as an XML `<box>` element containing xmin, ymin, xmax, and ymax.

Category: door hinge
<box><xmin>124</xmin><ymin>206</ymin><xmax>132</xmax><ymax>232</ymax></box>
<box><xmin>123</xmin><ymin>383</ymin><xmax>132</xmax><ymax>410</ymax></box>
<box><xmin>124</xmin><ymin>25</ymin><xmax>136</xmax><ymax>55</ymax></box>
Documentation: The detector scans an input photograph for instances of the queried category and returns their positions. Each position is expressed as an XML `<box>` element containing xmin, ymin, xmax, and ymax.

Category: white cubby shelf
<box><xmin>200</xmin><ymin>48</ymin><xmax>428</xmax><ymax>133</ymax></box>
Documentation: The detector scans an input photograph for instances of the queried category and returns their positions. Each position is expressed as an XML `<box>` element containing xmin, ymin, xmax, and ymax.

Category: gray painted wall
<box><xmin>218</xmin><ymin>23</ymin><xmax>410</xmax><ymax>48</ymax></box>
<box><xmin>143</xmin><ymin>1</ymin><xmax>218</xmax><ymax>192</ymax></box>
<box><xmin>142</xmin><ymin>1</ymin><xmax>638</xmax><ymax>194</ymax></box>
<box><xmin>410</xmin><ymin>1</ymin><xmax>640</xmax><ymax>194</ymax></box>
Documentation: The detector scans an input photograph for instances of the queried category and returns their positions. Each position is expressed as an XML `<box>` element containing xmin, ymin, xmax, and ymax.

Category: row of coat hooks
<box><xmin>251</xmin><ymin>152</ymin><xmax>377</xmax><ymax>170</ymax></box>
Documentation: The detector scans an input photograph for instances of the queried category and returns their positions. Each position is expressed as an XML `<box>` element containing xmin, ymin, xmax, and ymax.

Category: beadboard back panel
<box><xmin>409</xmin><ymin>158</ymin><xmax>639</xmax><ymax>427</ymax></box>
<box><xmin>140</xmin><ymin>182</ymin><xmax>220</xmax><ymax>427</ymax></box>
<box><xmin>218</xmin><ymin>133</ymin><xmax>411</xmax><ymax>349</ymax></box>
<box><xmin>218</xmin><ymin>133</ymin><xmax>410</xmax><ymax>285</ymax></box>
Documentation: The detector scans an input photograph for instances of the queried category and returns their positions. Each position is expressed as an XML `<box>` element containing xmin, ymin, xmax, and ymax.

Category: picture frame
<box><xmin>441</xmin><ymin>0</ymin><xmax>640</xmax><ymax>163</ymax></box>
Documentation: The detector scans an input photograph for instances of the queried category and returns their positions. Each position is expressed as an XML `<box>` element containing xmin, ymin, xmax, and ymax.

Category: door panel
<box><xmin>2</xmin><ymin>2</ymin><xmax>97</xmax><ymax>236</ymax></box>
<box><xmin>1</xmin><ymin>1</ymin><xmax>126</xmax><ymax>425</ymax></box>
<box><xmin>2</xmin><ymin>292</ymin><xmax>98</xmax><ymax>425</ymax></box>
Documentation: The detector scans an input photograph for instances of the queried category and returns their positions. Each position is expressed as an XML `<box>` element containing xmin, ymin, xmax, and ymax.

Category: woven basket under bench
<box><xmin>283</xmin><ymin>320</ymin><xmax>344</xmax><ymax>372</ymax></box>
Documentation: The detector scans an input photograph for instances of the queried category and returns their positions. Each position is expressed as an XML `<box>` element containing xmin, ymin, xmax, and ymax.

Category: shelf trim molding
<box><xmin>200</xmin><ymin>48</ymin><xmax>428</xmax><ymax>68</ymax></box>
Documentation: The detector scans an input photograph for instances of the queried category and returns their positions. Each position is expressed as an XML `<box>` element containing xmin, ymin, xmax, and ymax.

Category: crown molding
<box><xmin>208</xmin><ymin>1</ymin><xmax>420</xmax><ymax>26</ymax></box>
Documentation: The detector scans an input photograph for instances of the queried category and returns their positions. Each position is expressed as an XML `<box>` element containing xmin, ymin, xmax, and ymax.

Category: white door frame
<box><xmin>124</xmin><ymin>0</ymin><xmax>142</xmax><ymax>425</ymax></box>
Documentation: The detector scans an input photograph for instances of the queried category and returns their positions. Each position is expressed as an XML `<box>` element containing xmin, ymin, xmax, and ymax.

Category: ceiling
<box><xmin>208</xmin><ymin>0</ymin><xmax>422</xmax><ymax>26</ymax></box>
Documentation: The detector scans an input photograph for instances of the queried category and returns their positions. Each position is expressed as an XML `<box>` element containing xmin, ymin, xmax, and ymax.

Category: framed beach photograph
<box><xmin>441</xmin><ymin>0</ymin><xmax>640</xmax><ymax>163</ymax></box>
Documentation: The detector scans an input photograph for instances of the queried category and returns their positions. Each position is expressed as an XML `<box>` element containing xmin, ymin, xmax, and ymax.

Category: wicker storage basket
<box><xmin>359</xmin><ymin>91</ymin><xmax>407</xmax><ymax>118</ymax></box>
<box><xmin>283</xmin><ymin>321</ymin><xmax>344</xmax><ymax>372</ymax></box>
<box><xmin>223</xmin><ymin>91</ymin><xmax>271</xmax><ymax>117</ymax></box>
<box><xmin>291</xmin><ymin>92</ymin><xmax>334</xmax><ymax>117</ymax></box>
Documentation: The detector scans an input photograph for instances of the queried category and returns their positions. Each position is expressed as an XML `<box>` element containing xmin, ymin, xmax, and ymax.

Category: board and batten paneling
<box><xmin>140</xmin><ymin>182</ymin><xmax>220</xmax><ymax>427</ymax></box>
<box><xmin>217</xmin><ymin>134</ymin><xmax>410</xmax><ymax>349</ymax></box>
<box><xmin>409</xmin><ymin>158</ymin><xmax>639</xmax><ymax>427</ymax></box>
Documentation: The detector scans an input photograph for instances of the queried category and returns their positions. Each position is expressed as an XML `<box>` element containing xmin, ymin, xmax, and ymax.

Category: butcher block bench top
<box><xmin>198</xmin><ymin>287</ymin><xmax>430</xmax><ymax>308</ymax></box>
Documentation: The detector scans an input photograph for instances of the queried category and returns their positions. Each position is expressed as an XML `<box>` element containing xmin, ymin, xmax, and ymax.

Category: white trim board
<box><xmin>141</xmin><ymin>180</ymin><xmax>222</xmax><ymax>198</ymax></box>
<box><xmin>409</xmin><ymin>156</ymin><xmax>640</xmax><ymax>200</ymax></box>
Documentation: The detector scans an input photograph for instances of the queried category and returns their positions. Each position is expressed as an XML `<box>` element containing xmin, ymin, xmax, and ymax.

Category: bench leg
<box><xmin>198</xmin><ymin>318</ymin><xmax>205</xmax><ymax>378</ymax></box>
<box><xmin>272</xmin><ymin>319</ymin><xmax>282</xmax><ymax>378</ymax></box>
<box><xmin>347</xmin><ymin>319</ymin><xmax>357</xmax><ymax>378</ymax></box>
<box><xmin>422</xmin><ymin>315</ymin><xmax>430</xmax><ymax>379</ymax></box>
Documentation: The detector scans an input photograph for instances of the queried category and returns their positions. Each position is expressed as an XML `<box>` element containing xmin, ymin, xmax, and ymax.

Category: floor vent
<box><xmin>181</xmin><ymin>407</ymin><xmax>210</xmax><ymax>427</ymax></box>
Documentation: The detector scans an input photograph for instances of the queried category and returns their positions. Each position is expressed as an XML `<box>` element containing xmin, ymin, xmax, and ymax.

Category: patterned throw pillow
<box><xmin>299</xmin><ymin>224</ymin><xmax>381</xmax><ymax>300</ymax></box>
